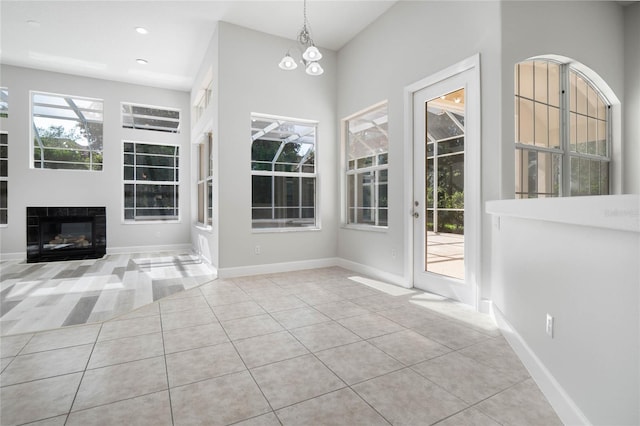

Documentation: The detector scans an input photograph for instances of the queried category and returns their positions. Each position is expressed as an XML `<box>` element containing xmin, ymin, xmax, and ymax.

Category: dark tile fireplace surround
<box><xmin>27</xmin><ymin>207</ymin><xmax>106</xmax><ymax>263</ymax></box>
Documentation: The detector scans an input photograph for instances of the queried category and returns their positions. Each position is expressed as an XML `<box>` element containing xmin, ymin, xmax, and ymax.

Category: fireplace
<box><xmin>27</xmin><ymin>207</ymin><xmax>106</xmax><ymax>263</ymax></box>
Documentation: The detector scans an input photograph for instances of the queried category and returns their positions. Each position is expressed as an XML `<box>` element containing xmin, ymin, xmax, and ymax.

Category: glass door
<box><xmin>412</xmin><ymin>64</ymin><xmax>479</xmax><ymax>307</ymax></box>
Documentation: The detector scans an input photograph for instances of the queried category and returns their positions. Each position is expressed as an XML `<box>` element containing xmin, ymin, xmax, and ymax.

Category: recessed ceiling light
<box><xmin>135</xmin><ymin>27</ymin><xmax>148</xmax><ymax>35</ymax></box>
<box><xmin>136</xmin><ymin>58</ymin><xmax>148</xmax><ymax>65</ymax></box>
<box><xmin>27</xmin><ymin>20</ymin><xmax>41</xmax><ymax>28</ymax></box>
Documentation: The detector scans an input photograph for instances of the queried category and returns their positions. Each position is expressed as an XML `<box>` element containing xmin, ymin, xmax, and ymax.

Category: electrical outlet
<box><xmin>545</xmin><ymin>314</ymin><xmax>554</xmax><ymax>338</ymax></box>
<box><xmin>254</xmin><ymin>245</ymin><xmax>261</xmax><ymax>255</ymax></box>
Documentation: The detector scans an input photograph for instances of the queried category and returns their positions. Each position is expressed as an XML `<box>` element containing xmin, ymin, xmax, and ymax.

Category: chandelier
<box><xmin>278</xmin><ymin>0</ymin><xmax>324</xmax><ymax>76</ymax></box>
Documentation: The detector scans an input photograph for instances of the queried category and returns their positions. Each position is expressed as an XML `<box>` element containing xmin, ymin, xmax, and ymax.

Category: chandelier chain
<box><xmin>298</xmin><ymin>0</ymin><xmax>312</xmax><ymax>47</ymax></box>
<box><xmin>303</xmin><ymin>0</ymin><xmax>307</xmax><ymax>27</ymax></box>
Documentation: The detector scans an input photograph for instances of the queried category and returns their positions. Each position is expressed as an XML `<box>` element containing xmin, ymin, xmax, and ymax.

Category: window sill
<box><xmin>252</xmin><ymin>226</ymin><xmax>321</xmax><ymax>234</ymax></box>
<box><xmin>194</xmin><ymin>223</ymin><xmax>213</xmax><ymax>232</ymax></box>
<box><xmin>342</xmin><ymin>224</ymin><xmax>389</xmax><ymax>233</ymax></box>
<box><xmin>122</xmin><ymin>219</ymin><xmax>181</xmax><ymax>225</ymax></box>
<box><xmin>486</xmin><ymin>194</ymin><xmax>639</xmax><ymax>233</ymax></box>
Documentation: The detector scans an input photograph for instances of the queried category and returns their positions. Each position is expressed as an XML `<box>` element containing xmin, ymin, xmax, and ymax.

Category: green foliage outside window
<box><xmin>34</xmin><ymin>124</ymin><xmax>103</xmax><ymax>170</ymax></box>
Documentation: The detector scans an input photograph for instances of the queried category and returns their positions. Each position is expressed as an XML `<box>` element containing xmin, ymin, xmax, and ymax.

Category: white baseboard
<box><xmin>336</xmin><ymin>258</ymin><xmax>410</xmax><ymax>288</ymax></box>
<box><xmin>1</xmin><ymin>244</ymin><xmax>194</xmax><ymax>262</ymax></box>
<box><xmin>217</xmin><ymin>257</ymin><xmax>341</xmax><ymax>279</ymax></box>
<box><xmin>0</xmin><ymin>252</ymin><xmax>25</xmax><ymax>261</ymax></box>
<box><xmin>107</xmin><ymin>243</ymin><xmax>193</xmax><ymax>255</ymax></box>
<box><xmin>492</xmin><ymin>305</ymin><xmax>591</xmax><ymax>426</ymax></box>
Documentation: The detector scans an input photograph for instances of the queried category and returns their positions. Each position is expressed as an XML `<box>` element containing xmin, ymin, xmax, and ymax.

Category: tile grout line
<box><xmin>158</xmin><ymin>302</ymin><xmax>176</xmax><ymax>426</ymax></box>
<box><xmin>63</xmin><ymin>321</ymin><xmax>103</xmax><ymax>426</ymax></box>
<box><xmin>263</xmin><ymin>276</ymin><xmax>368</xmax><ymax>423</ymax></box>
<box><xmin>198</xmin><ymin>284</ymin><xmax>281</xmax><ymax>423</ymax></box>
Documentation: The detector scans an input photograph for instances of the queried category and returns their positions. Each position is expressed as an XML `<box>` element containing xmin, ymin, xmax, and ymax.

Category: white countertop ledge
<box><xmin>486</xmin><ymin>194</ymin><xmax>640</xmax><ymax>233</ymax></box>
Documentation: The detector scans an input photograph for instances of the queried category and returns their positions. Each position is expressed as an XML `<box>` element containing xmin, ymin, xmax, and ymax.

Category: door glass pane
<box><xmin>424</xmin><ymin>88</ymin><xmax>464</xmax><ymax>280</ymax></box>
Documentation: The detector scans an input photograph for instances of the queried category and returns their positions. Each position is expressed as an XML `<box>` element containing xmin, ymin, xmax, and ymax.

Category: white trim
<box><xmin>341</xmin><ymin>224</ymin><xmax>388</xmax><ymax>233</ymax></box>
<box><xmin>217</xmin><ymin>257</ymin><xmax>339</xmax><ymax>279</ymax></box>
<box><xmin>0</xmin><ymin>244</ymin><xmax>194</xmax><ymax>261</ymax></box>
<box><xmin>120</xmin><ymin>101</ymin><xmax>181</xmax><ymax>135</ymax></box>
<box><xmin>336</xmin><ymin>258</ymin><xmax>410</xmax><ymax>289</ymax></box>
<box><xmin>252</xmin><ymin>226</ymin><xmax>321</xmax><ymax>234</ymax></box>
<box><xmin>486</xmin><ymin>194</ymin><xmax>639</xmax><ymax>233</ymax></box>
<box><xmin>217</xmin><ymin>257</ymin><xmax>411</xmax><ymax>288</ymax></box>
<box><xmin>492</xmin><ymin>305</ymin><xmax>592</xmax><ymax>426</ymax></box>
<box><xmin>0</xmin><ymin>252</ymin><xmax>25</xmax><ymax>261</ymax></box>
<box><xmin>188</xmin><ymin>247</ymin><xmax>217</xmax><ymax>275</ymax></box>
<box><xmin>106</xmin><ymin>243</ymin><xmax>192</xmax><ymax>255</ymax></box>
<box><xmin>403</xmin><ymin>54</ymin><xmax>482</xmax><ymax>309</ymax></box>
<box><xmin>250</xmin><ymin>112</ymin><xmax>319</xmax><ymax>126</ymax></box>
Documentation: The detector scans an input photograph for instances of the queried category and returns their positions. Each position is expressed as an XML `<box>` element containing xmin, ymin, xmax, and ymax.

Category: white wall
<box><xmin>335</xmin><ymin>1</ymin><xmax>502</xmax><ymax>295</ymax></box>
<box><xmin>488</xmin><ymin>196</ymin><xmax>639</xmax><ymax>425</ymax></box>
<box><xmin>0</xmin><ymin>65</ymin><xmax>191</xmax><ymax>256</ymax></box>
<box><xmin>624</xmin><ymin>2</ymin><xmax>640</xmax><ymax>194</ymax></box>
<box><xmin>213</xmin><ymin>22</ymin><xmax>339</xmax><ymax>274</ymax></box>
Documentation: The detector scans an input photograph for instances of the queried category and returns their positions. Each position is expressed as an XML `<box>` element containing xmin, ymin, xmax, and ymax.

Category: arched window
<box><xmin>515</xmin><ymin>59</ymin><xmax>611</xmax><ymax>198</ymax></box>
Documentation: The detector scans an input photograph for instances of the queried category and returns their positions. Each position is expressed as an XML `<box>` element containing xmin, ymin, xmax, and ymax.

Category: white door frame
<box><xmin>402</xmin><ymin>54</ymin><xmax>482</xmax><ymax>309</ymax></box>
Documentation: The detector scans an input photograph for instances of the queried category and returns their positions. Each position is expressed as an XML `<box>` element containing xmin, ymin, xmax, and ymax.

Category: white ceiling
<box><xmin>0</xmin><ymin>0</ymin><xmax>397</xmax><ymax>91</ymax></box>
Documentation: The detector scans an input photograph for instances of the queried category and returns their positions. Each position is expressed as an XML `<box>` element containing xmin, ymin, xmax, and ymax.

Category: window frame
<box><xmin>196</xmin><ymin>132</ymin><xmax>213</xmax><ymax>228</ymax></box>
<box><xmin>514</xmin><ymin>59</ymin><xmax>612</xmax><ymax>198</ymax></box>
<box><xmin>342</xmin><ymin>101</ymin><xmax>389</xmax><ymax>230</ymax></box>
<box><xmin>250</xmin><ymin>113</ymin><xmax>319</xmax><ymax>232</ymax></box>
<box><xmin>193</xmin><ymin>73</ymin><xmax>213</xmax><ymax>126</ymax></box>
<box><xmin>0</xmin><ymin>132</ymin><xmax>7</xmax><ymax>226</ymax></box>
<box><xmin>121</xmin><ymin>102</ymin><xmax>181</xmax><ymax>134</ymax></box>
<box><xmin>30</xmin><ymin>90</ymin><xmax>104</xmax><ymax>172</ymax></box>
<box><xmin>122</xmin><ymin>140</ymin><xmax>180</xmax><ymax>223</ymax></box>
<box><xmin>1</xmin><ymin>87</ymin><xmax>8</xmax><ymax>118</ymax></box>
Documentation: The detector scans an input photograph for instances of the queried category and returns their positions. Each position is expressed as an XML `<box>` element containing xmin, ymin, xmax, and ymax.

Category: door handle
<box><xmin>413</xmin><ymin>212</ymin><xmax>419</xmax><ymax>218</ymax></box>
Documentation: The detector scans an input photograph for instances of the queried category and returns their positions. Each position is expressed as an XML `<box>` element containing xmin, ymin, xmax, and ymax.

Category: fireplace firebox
<box><xmin>27</xmin><ymin>207</ymin><xmax>106</xmax><ymax>263</ymax></box>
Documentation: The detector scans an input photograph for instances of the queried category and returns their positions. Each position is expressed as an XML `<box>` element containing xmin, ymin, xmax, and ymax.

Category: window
<box><xmin>251</xmin><ymin>114</ymin><xmax>317</xmax><ymax>230</ymax></box>
<box><xmin>515</xmin><ymin>59</ymin><xmax>610</xmax><ymax>197</ymax></box>
<box><xmin>123</xmin><ymin>142</ymin><xmax>179</xmax><ymax>221</ymax></box>
<box><xmin>122</xmin><ymin>103</ymin><xmax>180</xmax><ymax>133</ymax></box>
<box><xmin>32</xmin><ymin>91</ymin><xmax>103</xmax><ymax>171</ymax></box>
<box><xmin>193</xmin><ymin>69</ymin><xmax>213</xmax><ymax>125</ymax></box>
<box><xmin>0</xmin><ymin>132</ymin><xmax>7</xmax><ymax>225</ymax></box>
<box><xmin>344</xmin><ymin>103</ymin><xmax>389</xmax><ymax>227</ymax></box>
<box><xmin>1</xmin><ymin>88</ymin><xmax>7</xmax><ymax>118</ymax></box>
<box><xmin>197</xmin><ymin>132</ymin><xmax>213</xmax><ymax>226</ymax></box>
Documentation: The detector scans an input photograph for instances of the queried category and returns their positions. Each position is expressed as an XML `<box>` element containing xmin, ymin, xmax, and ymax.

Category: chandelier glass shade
<box><xmin>278</xmin><ymin>0</ymin><xmax>324</xmax><ymax>76</ymax></box>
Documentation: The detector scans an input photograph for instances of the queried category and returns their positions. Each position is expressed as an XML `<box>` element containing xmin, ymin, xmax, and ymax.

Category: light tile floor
<box><xmin>0</xmin><ymin>266</ymin><xmax>563</xmax><ymax>425</ymax></box>
<box><xmin>0</xmin><ymin>252</ymin><xmax>217</xmax><ymax>336</ymax></box>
